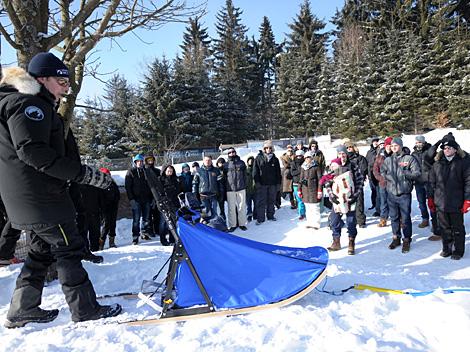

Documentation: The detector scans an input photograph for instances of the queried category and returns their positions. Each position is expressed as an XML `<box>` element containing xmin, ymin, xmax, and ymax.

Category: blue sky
<box><xmin>1</xmin><ymin>0</ymin><xmax>345</xmax><ymax>100</ymax></box>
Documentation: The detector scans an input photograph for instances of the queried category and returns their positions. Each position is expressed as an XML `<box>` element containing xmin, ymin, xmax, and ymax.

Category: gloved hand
<box><xmin>433</xmin><ymin>139</ymin><xmax>443</xmax><ymax>147</ymax></box>
<box><xmin>348</xmin><ymin>193</ymin><xmax>358</xmax><ymax>205</ymax></box>
<box><xmin>298</xmin><ymin>189</ymin><xmax>303</xmax><ymax>199</ymax></box>
<box><xmin>427</xmin><ymin>198</ymin><xmax>436</xmax><ymax>213</ymax></box>
<box><xmin>461</xmin><ymin>200</ymin><xmax>470</xmax><ymax>214</ymax></box>
<box><xmin>317</xmin><ymin>189</ymin><xmax>323</xmax><ymax>200</ymax></box>
<box><xmin>329</xmin><ymin>193</ymin><xmax>339</xmax><ymax>205</ymax></box>
<box><xmin>301</xmin><ymin>179</ymin><xmax>308</xmax><ymax>186</ymax></box>
<box><xmin>76</xmin><ymin>165</ymin><xmax>112</xmax><ymax>189</ymax></box>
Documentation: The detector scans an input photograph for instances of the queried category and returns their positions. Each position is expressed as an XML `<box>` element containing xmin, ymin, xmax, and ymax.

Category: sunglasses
<box><xmin>54</xmin><ymin>77</ymin><xmax>70</xmax><ymax>87</ymax></box>
<box><xmin>228</xmin><ymin>151</ymin><xmax>236</xmax><ymax>155</ymax></box>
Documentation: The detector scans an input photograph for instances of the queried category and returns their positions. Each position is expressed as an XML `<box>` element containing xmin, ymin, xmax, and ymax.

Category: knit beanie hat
<box><xmin>181</xmin><ymin>163</ymin><xmax>190</xmax><ymax>170</ymax></box>
<box><xmin>28</xmin><ymin>52</ymin><xmax>69</xmax><ymax>78</ymax></box>
<box><xmin>336</xmin><ymin>145</ymin><xmax>348</xmax><ymax>154</ymax></box>
<box><xmin>295</xmin><ymin>150</ymin><xmax>305</xmax><ymax>156</ymax></box>
<box><xmin>391</xmin><ymin>137</ymin><xmax>403</xmax><ymax>148</ymax></box>
<box><xmin>384</xmin><ymin>137</ymin><xmax>393</xmax><ymax>147</ymax></box>
<box><xmin>415</xmin><ymin>135</ymin><xmax>426</xmax><ymax>143</ymax></box>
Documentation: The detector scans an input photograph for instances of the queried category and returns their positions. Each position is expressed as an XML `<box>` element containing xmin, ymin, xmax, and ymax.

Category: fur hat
<box><xmin>344</xmin><ymin>141</ymin><xmax>355</xmax><ymax>148</ymax></box>
<box><xmin>28</xmin><ymin>52</ymin><xmax>69</xmax><ymax>78</ymax></box>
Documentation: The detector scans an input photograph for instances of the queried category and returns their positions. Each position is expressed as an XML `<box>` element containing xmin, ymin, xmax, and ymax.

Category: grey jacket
<box><xmin>381</xmin><ymin>151</ymin><xmax>421</xmax><ymax>196</ymax></box>
<box><xmin>223</xmin><ymin>155</ymin><xmax>247</xmax><ymax>192</ymax></box>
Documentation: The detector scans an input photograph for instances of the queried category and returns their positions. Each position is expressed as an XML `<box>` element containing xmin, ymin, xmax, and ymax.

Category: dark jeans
<box><xmin>217</xmin><ymin>197</ymin><xmax>226</xmax><ymax>218</ymax></box>
<box><xmin>330</xmin><ymin>209</ymin><xmax>357</xmax><ymax>238</ymax></box>
<box><xmin>7</xmin><ymin>220</ymin><xmax>99</xmax><ymax>322</ymax></box>
<box><xmin>431</xmin><ymin>210</ymin><xmax>441</xmax><ymax>236</ymax></box>
<box><xmin>255</xmin><ymin>184</ymin><xmax>278</xmax><ymax>222</ymax></box>
<box><xmin>379</xmin><ymin>187</ymin><xmax>389</xmax><ymax>219</ymax></box>
<box><xmin>131</xmin><ymin>201</ymin><xmax>151</xmax><ymax>241</ymax></box>
<box><xmin>369</xmin><ymin>180</ymin><xmax>377</xmax><ymax>208</ymax></box>
<box><xmin>246</xmin><ymin>192</ymin><xmax>256</xmax><ymax>219</ymax></box>
<box><xmin>388</xmin><ymin>193</ymin><xmax>412</xmax><ymax>239</ymax></box>
<box><xmin>415</xmin><ymin>183</ymin><xmax>429</xmax><ymax>220</ymax></box>
<box><xmin>355</xmin><ymin>189</ymin><xmax>366</xmax><ymax>226</ymax></box>
<box><xmin>437</xmin><ymin>211</ymin><xmax>466</xmax><ymax>256</ymax></box>
<box><xmin>101</xmin><ymin>208</ymin><xmax>118</xmax><ymax>241</ymax></box>
<box><xmin>0</xmin><ymin>219</ymin><xmax>22</xmax><ymax>259</ymax></box>
<box><xmin>201</xmin><ymin>196</ymin><xmax>218</xmax><ymax>220</ymax></box>
<box><xmin>158</xmin><ymin>212</ymin><xmax>175</xmax><ymax>245</ymax></box>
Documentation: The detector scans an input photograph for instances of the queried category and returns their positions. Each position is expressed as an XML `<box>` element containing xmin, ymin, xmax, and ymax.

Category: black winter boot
<box><xmin>72</xmin><ymin>303</ymin><xmax>122</xmax><ymax>323</ymax></box>
<box><xmin>388</xmin><ymin>236</ymin><xmax>401</xmax><ymax>250</ymax></box>
<box><xmin>83</xmin><ymin>250</ymin><xmax>104</xmax><ymax>264</ymax></box>
<box><xmin>5</xmin><ymin>308</ymin><xmax>59</xmax><ymax>328</ymax></box>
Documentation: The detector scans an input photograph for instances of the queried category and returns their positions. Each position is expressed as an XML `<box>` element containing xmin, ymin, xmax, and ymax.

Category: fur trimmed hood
<box><xmin>435</xmin><ymin>148</ymin><xmax>467</xmax><ymax>161</ymax></box>
<box><xmin>0</xmin><ymin>67</ymin><xmax>41</xmax><ymax>96</ymax></box>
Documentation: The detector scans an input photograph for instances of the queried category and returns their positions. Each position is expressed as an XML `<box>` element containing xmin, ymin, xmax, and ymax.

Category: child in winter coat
<box><xmin>299</xmin><ymin>152</ymin><xmax>323</xmax><ymax>229</ymax></box>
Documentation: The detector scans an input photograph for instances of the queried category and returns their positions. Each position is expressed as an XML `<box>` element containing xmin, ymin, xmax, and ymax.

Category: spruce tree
<box><xmin>212</xmin><ymin>0</ymin><xmax>252</xmax><ymax>143</ymax></box>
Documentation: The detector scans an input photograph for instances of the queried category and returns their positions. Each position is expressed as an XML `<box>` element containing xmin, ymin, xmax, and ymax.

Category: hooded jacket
<box><xmin>0</xmin><ymin>67</ymin><xmax>82</xmax><ymax>229</ymax></box>
<box><xmin>429</xmin><ymin>149</ymin><xmax>470</xmax><ymax>213</ymax></box>
<box><xmin>299</xmin><ymin>160</ymin><xmax>322</xmax><ymax>204</ymax></box>
<box><xmin>192</xmin><ymin>163</ymin><xmax>222</xmax><ymax>197</ymax></box>
<box><xmin>380</xmin><ymin>151</ymin><xmax>421</xmax><ymax>196</ymax></box>
<box><xmin>411</xmin><ymin>142</ymin><xmax>432</xmax><ymax>184</ymax></box>
<box><xmin>125</xmin><ymin>165</ymin><xmax>153</xmax><ymax>203</ymax></box>
<box><xmin>253</xmin><ymin>151</ymin><xmax>281</xmax><ymax>186</ymax></box>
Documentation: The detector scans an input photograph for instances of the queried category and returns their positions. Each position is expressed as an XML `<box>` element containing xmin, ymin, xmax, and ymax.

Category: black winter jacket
<box><xmin>348</xmin><ymin>152</ymin><xmax>368</xmax><ymax>177</ymax></box>
<box><xmin>0</xmin><ymin>68</ymin><xmax>82</xmax><ymax>229</ymax></box>
<box><xmin>429</xmin><ymin>150</ymin><xmax>470</xmax><ymax>213</ymax></box>
<box><xmin>366</xmin><ymin>145</ymin><xmax>379</xmax><ymax>182</ymax></box>
<box><xmin>411</xmin><ymin>142</ymin><xmax>432</xmax><ymax>184</ymax></box>
<box><xmin>160</xmin><ymin>165</ymin><xmax>181</xmax><ymax>209</ymax></box>
<box><xmin>125</xmin><ymin>166</ymin><xmax>153</xmax><ymax>203</ymax></box>
<box><xmin>289</xmin><ymin>157</ymin><xmax>304</xmax><ymax>185</ymax></box>
<box><xmin>100</xmin><ymin>181</ymin><xmax>120</xmax><ymax>212</ymax></box>
<box><xmin>253</xmin><ymin>152</ymin><xmax>282</xmax><ymax>186</ymax></box>
<box><xmin>223</xmin><ymin>155</ymin><xmax>247</xmax><ymax>192</ymax></box>
<box><xmin>192</xmin><ymin>164</ymin><xmax>222</xmax><ymax>197</ymax></box>
<box><xmin>381</xmin><ymin>151</ymin><xmax>421</xmax><ymax>196</ymax></box>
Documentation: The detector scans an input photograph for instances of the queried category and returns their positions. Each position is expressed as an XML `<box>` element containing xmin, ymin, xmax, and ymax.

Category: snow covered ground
<box><xmin>1</xmin><ymin>128</ymin><xmax>470</xmax><ymax>351</ymax></box>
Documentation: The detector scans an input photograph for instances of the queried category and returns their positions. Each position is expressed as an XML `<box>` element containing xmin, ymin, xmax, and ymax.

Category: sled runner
<box><xmin>133</xmin><ymin>169</ymin><xmax>328</xmax><ymax>324</ymax></box>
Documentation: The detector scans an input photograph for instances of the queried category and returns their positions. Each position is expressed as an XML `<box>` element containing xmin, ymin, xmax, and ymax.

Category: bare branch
<box><xmin>0</xmin><ymin>22</ymin><xmax>20</xmax><ymax>49</ymax></box>
<box><xmin>75</xmin><ymin>103</ymin><xmax>113</xmax><ymax>112</ymax></box>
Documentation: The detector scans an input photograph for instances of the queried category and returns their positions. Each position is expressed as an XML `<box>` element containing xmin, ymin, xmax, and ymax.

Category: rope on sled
<box><xmin>315</xmin><ymin>276</ymin><xmax>470</xmax><ymax>297</ymax></box>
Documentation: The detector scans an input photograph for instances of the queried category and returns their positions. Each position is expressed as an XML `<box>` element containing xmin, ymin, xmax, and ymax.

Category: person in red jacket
<box><xmin>428</xmin><ymin>134</ymin><xmax>470</xmax><ymax>260</ymax></box>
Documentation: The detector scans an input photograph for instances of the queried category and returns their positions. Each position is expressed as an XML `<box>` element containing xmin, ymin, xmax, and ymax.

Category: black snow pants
<box><xmin>438</xmin><ymin>211</ymin><xmax>466</xmax><ymax>257</ymax></box>
<box><xmin>255</xmin><ymin>184</ymin><xmax>278</xmax><ymax>222</ymax></box>
<box><xmin>6</xmin><ymin>220</ymin><xmax>100</xmax><ymax>322</ymax></box>
<box><xmin>0</xmin><ymin>219</ymin><xmax>22</xmax><ymax>260</ymax></box>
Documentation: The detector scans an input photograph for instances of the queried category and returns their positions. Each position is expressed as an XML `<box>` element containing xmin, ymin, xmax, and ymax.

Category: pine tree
<box><xmin>212</xmin><ymin>0</ymin><xmax>252</xmax><ymax>143</ymax></box>
<box><xmin>132</xmin><ymin>58</ymin><xmax>178</xmax><ymax>151</ymax></box>
<box><xmin>172</xmin><ymin>18</ymin><xmax>216</xmax><ymax>147</ymax></box>
<box><xmin>276</xmin><ymin>0</ymin><xmax>327</xmax><ymax>137</ymax></box>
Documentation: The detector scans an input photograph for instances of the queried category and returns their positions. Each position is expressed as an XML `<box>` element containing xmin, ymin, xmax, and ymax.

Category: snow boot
<box><xmin>347</xmin><ymin>237</ymin><xmax>355</xmax><ymax>255</ymax></box>
<box><xmin>418</xmin><ymin>219</ymin><xmax>429</xmax><ymax>228</ymax></box>
<box><xmin>388</xmin><ymin>236</ymin><xmax>401</xmax><ymax>250</ymax></box>
<box><xmin>428</xmin><ymin>234</ymin><xmax>441</xmax><ymax>241</ymax></box>
<box><xmin>98</xmin><ymin>239</ymin><xmax>105</xmax><ymax>251</ymax></box>
<box><xmin>83</xmin><ymin>250</ymin><xmax>104</xmax><ymax>264</ymax></box>
<box><xmin>451</xmin><ymin>254</ymin><xmax>462</xmax><ymax>260</ymax></box>
<box><xmin>378</xmin><ymin>218</ymin><xmax>387</xmax><ymax>227</ymax></box>
<box><xmin>73</xmin><ymin>303</ymin><xmax>122</xmax><ymax>323</ymax></box>
<box><xmin>5</xmin><ymin>308</ymin><xmax>59</xmax><ymax>328</ymax></box>
<box><xmin>108</xmin><ymin>236</ymin><xmax>117</xmax><ymax>248</ymax></box>
<box><xmin>328</xmin><ymin>237</ymin><xmax>341</xmax><ymax>251</ymax></box>
<box><xmin>402</xmin><ymin>238</ymin><xmax>411</xmax><ymax>253</ymax></box>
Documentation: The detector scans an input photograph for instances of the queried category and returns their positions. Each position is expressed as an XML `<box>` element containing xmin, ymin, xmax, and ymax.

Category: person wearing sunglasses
<box><xmin>0</xmin><ymin>52</ymin><xmax>120</xmax><ymax>328</ymax></box>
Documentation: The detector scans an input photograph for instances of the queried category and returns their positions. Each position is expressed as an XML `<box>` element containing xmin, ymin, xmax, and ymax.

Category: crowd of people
<box><xmin>0</xmin><ymin>50</ymin><xmax>469</xmax><ymax>329</ymax></box>
<box><xmin>123</xmin><ymin>133</ymin><xmax>469</xmax><ymax>261</ymax></box>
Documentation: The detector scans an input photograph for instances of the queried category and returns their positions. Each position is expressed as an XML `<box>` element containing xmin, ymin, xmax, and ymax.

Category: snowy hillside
<box><xmin>1</xmin><ymin>128</ymin><xmax>470</xmax><ymax>351</ymax></box>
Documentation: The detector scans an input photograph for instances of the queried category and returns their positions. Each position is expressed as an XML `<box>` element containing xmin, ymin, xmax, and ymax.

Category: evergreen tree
<box><xmin>173</xmin><ymin>18</ymin><xmax>216</xmax><ymax>147</ymax></box>
<box><xmin>276</xmin><ymin>0</ymin><xmax>327</xmax><ymax>137</ymax></box>
<box><xmin>212</xmin><ymin>0</ymin><xmax>252</xmax><ymax>143</ymax></box>
<box><xmin>132</xmin><ymin>58</ymin><xmax>178</xmax><ymax>151</ymax></box>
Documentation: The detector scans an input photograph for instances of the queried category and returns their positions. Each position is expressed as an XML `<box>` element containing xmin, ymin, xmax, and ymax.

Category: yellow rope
<box><xmin>354</xmin><ymin>283</ymin><xmax>406</xmax><ymax>295</ymax></box>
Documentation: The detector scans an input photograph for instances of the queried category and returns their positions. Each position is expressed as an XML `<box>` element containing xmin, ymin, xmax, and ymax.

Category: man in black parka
<box><xmin>0</xmin><ymin>53</ymin><xmax>121</xmax><ymax>328</ymax></box>
<box><xmin>428</xmin><ymin>134</ymin><xmax>470</xmax><ymax>260</ymax></box>
<box><xmin>253</xmin><ymin>140</ymin><xmax>282</xmax><ymax>224</ymax></box>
